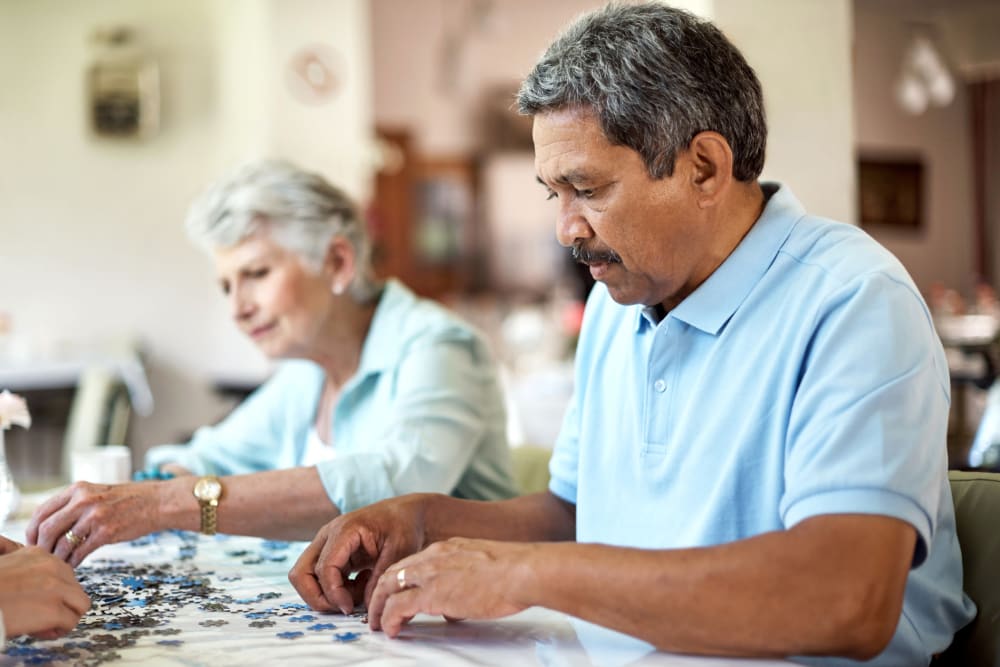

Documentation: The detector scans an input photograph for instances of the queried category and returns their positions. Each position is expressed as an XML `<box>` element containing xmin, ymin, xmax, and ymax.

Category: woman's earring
<box><xmin>332</xmin><ymin>283</ymin><xmax>345</xmax><ymax>296</ymax></box>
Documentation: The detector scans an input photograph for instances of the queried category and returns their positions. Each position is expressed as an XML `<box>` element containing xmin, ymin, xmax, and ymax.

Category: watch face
<box><xmin>194</xmin><ymin>477</ymin><xmax>222</xmax><ymax>500</ymax></box>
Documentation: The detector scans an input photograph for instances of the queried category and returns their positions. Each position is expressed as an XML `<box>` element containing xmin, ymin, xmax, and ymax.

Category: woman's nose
<box><xmin>230</xmin><ymin>289</ymin><xmax>255</xmax><ymax>321</ymax></box>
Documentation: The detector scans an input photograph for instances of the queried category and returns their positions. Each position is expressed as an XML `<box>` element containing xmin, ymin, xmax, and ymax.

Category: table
<box><xmin>0</xmin><ymin>522</ymin><xmax>797</xmax><ymax>667</ymax></box>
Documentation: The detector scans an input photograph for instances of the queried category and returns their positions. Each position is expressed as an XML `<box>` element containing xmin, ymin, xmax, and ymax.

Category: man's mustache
<box><xmin>572</xmin><ymin>242</ymin><xmax>622</xmax><ymax>265</ymax></box>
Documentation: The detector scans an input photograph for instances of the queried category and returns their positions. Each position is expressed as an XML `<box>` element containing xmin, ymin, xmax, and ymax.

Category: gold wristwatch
<box><xmin>192</xmin><ymin>475</ymin><xmax>223</xmax><ymax>535</ymax></box>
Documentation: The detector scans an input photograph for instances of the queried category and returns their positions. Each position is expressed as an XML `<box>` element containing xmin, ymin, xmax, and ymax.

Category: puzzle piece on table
<box><xmin>307</xmin><ymin>623</ymin><xmax>337</xmax><ymax>631</ymax></box>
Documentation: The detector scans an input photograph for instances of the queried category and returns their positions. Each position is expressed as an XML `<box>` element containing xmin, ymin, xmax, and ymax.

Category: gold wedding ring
<box><xmin>64</xmin><ymin>529</ymin><xmax>85</xmax><ymax>547</ymax></box>
<box><xmin>396</xmin><ymin>568</ymin><xmax>407</xmax><ymax>590</ymax></box>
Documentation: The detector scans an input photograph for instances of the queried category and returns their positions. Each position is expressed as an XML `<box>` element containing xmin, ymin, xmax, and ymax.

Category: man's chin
<box><xmin>602</xmin><ymin>282</ymin><xmax>642</xmax><ymax>306</ymax></box>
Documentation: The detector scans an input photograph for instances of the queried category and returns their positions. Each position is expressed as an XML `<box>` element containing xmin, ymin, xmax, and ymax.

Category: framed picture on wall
<box><xmin>857</xmin><ymin>155</ymin><xmax>924</xmax><ymax>230</ymax></box>
<box><xmin>413</xmin><ymin>158</ymin><xmax>475</xmax><ymax>268</ymax></box>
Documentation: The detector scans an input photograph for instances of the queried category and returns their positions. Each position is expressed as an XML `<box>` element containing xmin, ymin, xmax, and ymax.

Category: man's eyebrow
<box><xmin>536</xmin><ymin>171</ymin><xmax>591</xmax><ymax>186</ymax></box>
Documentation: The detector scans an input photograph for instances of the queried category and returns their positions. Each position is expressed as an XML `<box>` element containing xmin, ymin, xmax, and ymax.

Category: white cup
<box><xmin>71</xmin><ymin>446</ymin><xmax>132</xmax><ymax>484</ymax></box>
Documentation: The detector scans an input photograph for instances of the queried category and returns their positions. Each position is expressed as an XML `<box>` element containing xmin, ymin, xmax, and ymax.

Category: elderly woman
<box><xmin>28</xmin><ymin>160</ymin><xmax>516</xmax><ymax>566</ymax></box>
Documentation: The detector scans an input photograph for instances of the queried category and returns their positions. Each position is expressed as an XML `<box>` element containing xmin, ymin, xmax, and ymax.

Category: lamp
<box><xmin>895</xmin><ymin>28</ymin><xmax>956</xmax><ymax>115</ymax></box>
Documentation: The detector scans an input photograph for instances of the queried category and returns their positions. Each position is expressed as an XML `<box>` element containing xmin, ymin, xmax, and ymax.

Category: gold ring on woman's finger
<box><xmin>64</xmin><ymin>529</ymin><xmax>86</xmax><ymax>547</ymax></box>
<box><xmin>397</xmin><ymin>568</ymin><xmax>407</xmax><ymax>590</ymax></box>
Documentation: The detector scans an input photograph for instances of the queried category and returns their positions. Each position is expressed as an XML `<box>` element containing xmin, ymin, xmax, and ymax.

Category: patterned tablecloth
<box><xmin>0</xmin><ymin>524</ymin><xmax>793</xmax><ymax>667</ymax></box>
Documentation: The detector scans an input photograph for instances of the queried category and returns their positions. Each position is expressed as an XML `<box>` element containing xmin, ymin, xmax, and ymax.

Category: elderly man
<box><xmin>289</xmin><ymin>4</ymin><xmax>975</xmax><ymax>664</ymax></box>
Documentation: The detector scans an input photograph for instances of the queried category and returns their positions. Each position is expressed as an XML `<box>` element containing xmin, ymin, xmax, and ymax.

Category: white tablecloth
<box><xmin>0</xmin><ymin>523</ymin><xmax>793</xmax><ymax>667</ymax></box>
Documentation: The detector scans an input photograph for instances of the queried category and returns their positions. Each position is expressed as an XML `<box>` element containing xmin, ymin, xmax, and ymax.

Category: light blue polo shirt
<box><xmin>549</xmin><ymin>183</ymin><xmax>975</xmax><ymax>666</ymax></box>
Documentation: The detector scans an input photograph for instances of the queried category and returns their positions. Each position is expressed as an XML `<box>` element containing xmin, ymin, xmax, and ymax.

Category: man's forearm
<box><xmin>511</xmin><ymin>514</ymin><xmax>914</xmax><ymax>660</ymax></box>
<box><xmin>421</xmin><ymin>491</ymin><xmax>576</xmax><ymax>545</ymax></box>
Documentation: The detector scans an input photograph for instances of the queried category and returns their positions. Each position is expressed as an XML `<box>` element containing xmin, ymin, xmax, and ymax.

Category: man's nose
<box><xmin>555</xmin><ymin>202</ymin><xmax>594</xmax><ymax>248</ymax></box>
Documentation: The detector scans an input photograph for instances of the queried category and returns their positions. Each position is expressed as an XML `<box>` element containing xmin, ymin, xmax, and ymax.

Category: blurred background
<box><xmin>2</xmin><ymin>0</ymin><xmax>999</xmax><ymax>488</ymax></box>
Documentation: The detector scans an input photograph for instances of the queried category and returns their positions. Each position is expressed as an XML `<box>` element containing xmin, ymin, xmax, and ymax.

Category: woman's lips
<box><xmin>249</xmin><ymin>323</ymin><xmax>276</xmax><ymax>339</ymax></box>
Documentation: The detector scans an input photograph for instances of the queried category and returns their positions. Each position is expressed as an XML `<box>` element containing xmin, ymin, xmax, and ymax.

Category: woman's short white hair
<box><xmin>186</xmin><ymin>160</ymin><xmax>379</xmax><ymax>302</ymax></box>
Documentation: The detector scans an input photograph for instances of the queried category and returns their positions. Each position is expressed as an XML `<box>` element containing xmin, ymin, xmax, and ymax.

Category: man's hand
<box><xmin>26</xmin><ymin>480</ymin><xmax>173</xmax><ymax>566</ymax></box>
<box><xmin>0</xmin><ymin>546</ymin><xmax>91</xmax><ymax>639</ymax></box>
<box><xmin>289</xmin><ymin>494</ymin><xmax>429</xmax><ymax>614</ymax></box>
<box><xmin>368</xmin><ymin>538</ymin><xmax>533</xmax><ymax>636</ymax></box>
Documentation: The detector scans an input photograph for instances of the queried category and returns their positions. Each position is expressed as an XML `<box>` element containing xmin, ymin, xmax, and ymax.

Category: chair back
<box><xmin>937</xmin><ymin>470</ymin><xmax>1000</xmax><ymax>666</ymax></box>
<box><xmin>62</xmin><ymin>366</ymin><xmax>132</xmax><ymax>479</ymax></box>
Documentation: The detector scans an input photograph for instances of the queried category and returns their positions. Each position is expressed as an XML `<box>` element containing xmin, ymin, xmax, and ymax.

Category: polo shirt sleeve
<box><xmin>314</xmin><ymin>336</ymin><xmax>494</xmax><ymax>513</ymax></box>
<box><xmin>780</xmin><ymin>272</ymin><xmax>950</xmax><ymax>567</ymax></box>
<box><xmin>144</xmin><ymin>366</ymin><xmax>301</xmax><ymax>477</ymax></box>
<box><xmin>548</xmin><ymin>395</ymin><xmax>581</xmax><ymax>504</ymax></box>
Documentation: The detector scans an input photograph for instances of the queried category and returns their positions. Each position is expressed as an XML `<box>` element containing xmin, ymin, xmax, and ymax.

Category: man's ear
<box><xmin>323</xmin><ymin>236</ymin><xmax>356</xmax><ymax>295</ymax></box>
<box><xmin>687</xmin><ymin>131</ymin><xmax>734</xmax><ymax>208</ymax></box>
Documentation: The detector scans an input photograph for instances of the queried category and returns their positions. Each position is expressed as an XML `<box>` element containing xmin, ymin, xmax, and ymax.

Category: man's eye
<box><xmin>578</xmin><ymin>188</ymin><xmax>595</xmax><ymax>199</ymax></box>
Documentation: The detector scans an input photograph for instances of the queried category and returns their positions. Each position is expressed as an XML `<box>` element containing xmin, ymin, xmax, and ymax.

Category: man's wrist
<box><xmin>508</xmin><ymin>542</ymin><xmax>544</xmax><ymax>609</ymax></box>
<box><xmin>416</xmin><ymin>493</ymin><xmax>454</xmax><ymax>547</ymax></box>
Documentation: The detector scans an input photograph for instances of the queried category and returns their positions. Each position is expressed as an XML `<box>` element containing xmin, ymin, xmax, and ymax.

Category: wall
<box><xmin>373</xmin><ymin>0</ymin><xmax>855</xmax><ymax>224</ymax></box>
<box><xmin>372</xmin><ymin>0</ymin><xmax>605</xmax><ymax>156</ymax></box>
<box><xmin>852</xmin><ymin>0</ymin><xmax>976</xmax><ymax>296</ymax></box>
<box><xmin>715</xmin><ymin>0</ymin><xmax>855</xmax><ymax>224</ymax></box>
<box><xmin>0</xmin><ymin>0</ymin><xmax>373</xmax><ymax>459</ymax></box>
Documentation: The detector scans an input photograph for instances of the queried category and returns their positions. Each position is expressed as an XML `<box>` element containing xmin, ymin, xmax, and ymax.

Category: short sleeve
<box><xmin>781</xmin><ymin>273</ymin><xmax>949</xmax><ymax>567</ymax></box>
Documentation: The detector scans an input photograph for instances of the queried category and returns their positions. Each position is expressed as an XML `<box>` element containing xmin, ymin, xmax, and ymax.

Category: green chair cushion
<box><xmin>938</xmin><ymin>470</ymin><xmax>1000</xmax><ymax>666</ymax></box>
<box><xmin>509</xmin><ymin>445</ymin><xmax>552</xmax><ymax>496</ymax></box>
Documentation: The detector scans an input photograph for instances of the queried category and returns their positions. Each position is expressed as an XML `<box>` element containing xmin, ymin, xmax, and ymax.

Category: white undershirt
<box><xmin>301</xmin><ymin>427</ymin><xmax>336</xmax><ymax>467</ymax></box>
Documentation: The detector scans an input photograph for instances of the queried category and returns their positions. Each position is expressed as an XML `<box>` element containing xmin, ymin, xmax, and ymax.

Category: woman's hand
<box><xmin>0</xmin><ymin>546</ymin><xmax>91</xmax><ymax>639</ymax></box>
<box><xmin>25</xmin><ymin>480</ymin><xmax>173</xmax><ymax>566</ymax></box>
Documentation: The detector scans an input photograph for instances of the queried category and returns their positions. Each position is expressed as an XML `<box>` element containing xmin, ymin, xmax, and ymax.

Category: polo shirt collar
<box><xmin>638</xmin><ymin>182</ymin><xmax>804</xmax><ymax>336</ymax></box>
<box><xmin>356</xmin><ymin>278</ymin><xmax>415</xmax><ymax>375</ymax></box>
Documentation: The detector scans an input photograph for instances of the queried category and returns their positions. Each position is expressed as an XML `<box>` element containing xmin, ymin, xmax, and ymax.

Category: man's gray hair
<box><xmin>186</xmin><ymin>160</ymin><xmax>379</xmax><ymax>302</ymax></box>
<box><xmin>517</xmin><ymin>2</ymin><xmax>767</xmax><ymax>182</ymax></box>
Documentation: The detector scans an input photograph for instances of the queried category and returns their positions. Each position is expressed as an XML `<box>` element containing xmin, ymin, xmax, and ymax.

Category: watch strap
<box><xmin>199</xmin><ymin>498</ymin><xmax>219</xmax><ymax>535</ymax></box>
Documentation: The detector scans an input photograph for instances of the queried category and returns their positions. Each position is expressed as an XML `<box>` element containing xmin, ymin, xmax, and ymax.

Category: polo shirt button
<box><xmin>654</xmin><ymin>379</ymin><xmax>667</xmax><ymax>393</ymax></box>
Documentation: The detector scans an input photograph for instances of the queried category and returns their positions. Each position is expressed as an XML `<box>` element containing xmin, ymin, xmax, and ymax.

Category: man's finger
<box><xmin>315</xmin><ymin>530</ymin><xmax>363</xmax><ymax>615</ymax></box>
<box><xmin>364</xmin><ymin>539</ymin><xmax>406</xmax><ymax>611</ymax></box>
<box><xmin>367</xmin><ymin>556</ymin><xmax>417</xmax><ymax>631</ymax></box>
<box><xmin>348</xmin><ymin>569</ymin><xmax>372</xmax><ymax>606</ymax></box>
<box><xmin>289</xmin><ymin>539</ymin><xmax>334</xmax><ymax>611</ymax></box>
<box><xmin>380</xmin><ymin>587</ymin><xmax>425</xmax><ymax>638</ymax></box>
